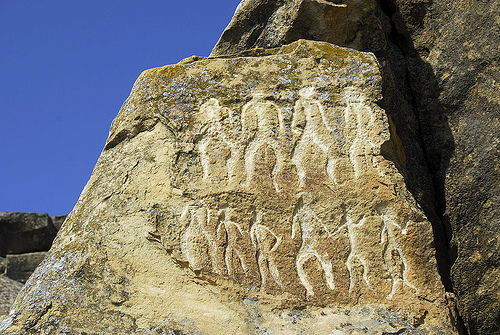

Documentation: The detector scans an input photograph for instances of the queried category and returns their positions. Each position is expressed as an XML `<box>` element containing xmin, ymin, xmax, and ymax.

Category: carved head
<box><xmin>343</xmin><ymin>87</ymin><xmax>365</xmax><ymax>104</ymax></box>
<box><xmin>298</xmin><ymin>86</ymin><xmax>318</xmax><ymax>100</ymax></box>
<box><xmin>200</xmin><ymin>98</ymin><xmax>224</xmax><ymax>121</ymax></box>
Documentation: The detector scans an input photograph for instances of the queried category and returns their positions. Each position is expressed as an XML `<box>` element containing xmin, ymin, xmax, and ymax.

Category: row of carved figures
<box><xmin>197</xmin><ymin>87</ymin><xmax>390</xmax><ymax>191</ymax></box>
<box><xmin>180</xmin><ymin>194</ymin><xmax>419</xmax><ymax>300</ymax></box>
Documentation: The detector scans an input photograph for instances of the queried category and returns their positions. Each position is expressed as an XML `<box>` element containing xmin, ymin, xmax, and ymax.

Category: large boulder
<box><xmin>5</xmin><ymin>252</ymin><xmax>49</xmax><ymax>284</ymax></box>
<box><xmin>212</xmin><ymin>1</ymin><xmax>500</xmax><ymax>333</ymax></box>
<box><xmin>1</xmin><ymin>40</ymin><xmax>457</xmax><ymax>334</ymax></box>
<box><xmin>0</xmin><ymin>213</ymin><xmax>58</xmax><ymax>256</ymax></box>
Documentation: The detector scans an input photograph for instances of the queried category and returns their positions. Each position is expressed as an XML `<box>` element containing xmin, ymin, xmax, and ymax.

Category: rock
<box><xmin>0</xmin><ymin>275</ymin><xmax>23</xmax><ymax>317</ymax></box>
<box><xmin>211</xmin><ymin>0</ymin><xmax>453</xmax><ymax>294</ymax></box>
<box><xmin>50</xmin><ymin>216</ymin><xmax>67</xmax><ymax>231</ymax></box>
<box><xmin>5</xmin><ymin>252</ymin><xmax>49</xmax><ymax>284</ymax></box>
<box><xmin>211</xmin><ymin>0</ymin><xmax>385</xmax><ymax>57</ymax></box>
<box><xmin>0</xmin><ymin>213</ymin><xmax>58</xmax><ymax>256</ymax></box>
<box><xmin>380</xmin><ymin>1</ymin><xmax>500</xmax><ymax>334</ymax></box>
<box><xmin>1</xmin><ymin>40</ymin><xmax>457</xmax><ymax>334</ymax></box>
<box><xmin>213</xmin><ymin>1</ymin><xmax>500</xmax><ymax>333</ymax></box>
<box><xmin>0</xmin><ymin>257</ymin><xmax>6</xmax><ymax>275</ymax></box>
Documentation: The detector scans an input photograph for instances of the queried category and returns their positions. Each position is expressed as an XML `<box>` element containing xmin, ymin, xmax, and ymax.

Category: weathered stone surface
<box><xmin>1</xmin><ymin>40</ymin><xmax>456</xmax><ymax>334</ymax></box>
<box><xmin>5</xmin><ymin>252</ymin><xmax>48</xmax><ymax>284</ymax></box>
<box><xmin>50</xmin><ymin>216</ymin><xmax>67</xmax><ymax>231</ymax></box>
<box><xmin>211</xmin><ymin>0</ymin><xmax>453</xmax><ymax>294</ymax></box>
<box><xmin>211</xmin><ymin>0</ymin><xmax>385</xmax><ymax>57</ymax></box>
<box><xmin>385</xmin><ymin>1</ymin><xmax>500</xmax><ymax>333</ymax></box>
<box><xmin>213</xmin><ymin>1</ymin><xmax>499</xmax><ymax>333</ymax></box>
<box><xmin>0</xmin><ymin>275</ymin><xmax>23</xmax><ymax>317</ymax></box>
<box><xmin>0</xmin><ymin>212</ymin><xmax>58</xmax><ymax>256</ymax></box>
<box><xmin>0</xmin><ymin>257</ymin><xmax>6</xmax><ymax>275</ymax></box>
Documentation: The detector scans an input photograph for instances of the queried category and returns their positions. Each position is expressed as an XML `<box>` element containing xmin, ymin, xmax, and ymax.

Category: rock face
<box><xmin>0</xmin><ymin>213</ymin><xmax>65</xmax><ymax>317</ymax></box>
<box><xmin>1</xmin><ymin>40</ymin><xmax>457</xmax><ymax>334</ymax></box>
<box><xmin>5</xmin><ymin>252</ymin><xmax>49</xmax><ymax>284</ymax></box>
<box><xmin>213</xmin><ymin>1</ymin><xmax>499</xmax><ymax>333</ymax></box>
<box><xmin>0</xmin><ymin>276</ymin><xmax>24</xmax><ymax>318</ymax></box>
<box><xmin>386</xmin><ymin>2</ymin><xmax>500</xmax><ymax>334</ymax></box>
<box><xmin>0</xmin><ymin>213</ymin><xmax>58</xmax><ymax>256</ymax></box>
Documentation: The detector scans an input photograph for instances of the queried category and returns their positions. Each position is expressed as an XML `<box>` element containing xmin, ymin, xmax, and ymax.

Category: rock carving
<box><xmin>292</xmin><ymin>87</ymin><xmax>340</xmax><ymax>186</ymax></box>
<box><xmin>242</xmin><ymin>90</ymin><xmax>287</xmax><ymax>192</ymax></box>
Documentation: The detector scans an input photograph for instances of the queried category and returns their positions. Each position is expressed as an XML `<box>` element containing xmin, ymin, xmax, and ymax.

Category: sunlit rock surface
<box><xmin>1</xmin><ymin>40</ymin><xmax>456</xmax><ymax>334</ymax></box>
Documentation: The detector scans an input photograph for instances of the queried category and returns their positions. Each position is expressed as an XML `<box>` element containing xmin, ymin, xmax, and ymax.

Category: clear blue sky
<box><xmin>0</xmin><ymin>1</ymin><xmax>241</xmax><ymax>216</ymax></box>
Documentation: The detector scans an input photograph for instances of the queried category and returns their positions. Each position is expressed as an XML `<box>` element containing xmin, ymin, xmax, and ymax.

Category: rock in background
<box><xmin>0</xmin><ymin>213</ymin><xmax>65</xmax><ymax>318</ymax></box>
<box><xmin>0</xmin><ymin>40</ymin><xmax>457</xmax><ymax>334</ymax></box>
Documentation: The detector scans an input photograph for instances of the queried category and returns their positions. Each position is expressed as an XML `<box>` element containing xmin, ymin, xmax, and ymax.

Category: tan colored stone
<box><xmin>1</xmin><ymin>40</ymin><xmax>455</xmax><ymax>334</ymax></box>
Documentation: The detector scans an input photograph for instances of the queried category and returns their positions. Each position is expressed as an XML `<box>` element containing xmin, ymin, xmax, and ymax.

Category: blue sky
<box><xmin>0</xmin><ymin>1</ymin><xmax>241</xmax><ymax>216</ymax></box>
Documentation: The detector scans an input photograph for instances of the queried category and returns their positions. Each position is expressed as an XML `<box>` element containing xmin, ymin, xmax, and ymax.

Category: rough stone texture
<box><xmin>1</xmin><ymin>40</ymin><xmax>456</xmax><ymax>334</ymax></box>
<box><xmin>5</xmin><ymin>252</ymin><xmax>48</xmax><ymax>284</ymax></box>
<box><xmin>212</xmin><ymin>1</ymin><xmax>499</xmax><ymax>333</ymax></box>
<box><xmin>211</xmin><ymin>0</ymin><xmax>452</xmax><ymax>294</ymax></box>
<box><xmin>50</xmin><ymin>216</ymin><xmax>67</xmax><ymax>231</ymax></box>
<box><xmin>385</xmin><ymin>1</ymin><xmax>500</xmax><ymax>333</ymax></box>
<box><xmin>0</xmin><ymin>257</ymin><xmax>6</xmax><ymax>275</ymax></box>
<box><xmin>211</xmin><ymin>0</ymin><xmax>385</xmax><ymax>57</ymax></box>
<box><xmin>0</xmin><ymin>212</ymin><xmax>58</xmax><ymax>257</ymax></box>
<box><xmin>0</xmin><ymin>275</ymin><xmax>23</xmax><ymax>317</ymax></box>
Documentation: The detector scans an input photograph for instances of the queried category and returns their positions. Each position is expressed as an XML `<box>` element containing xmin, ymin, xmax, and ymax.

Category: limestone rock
<box><xmin>0</xmin><ymin>275</ymin><xmax>23</xmax><ymax>317</ymax></box>
<box><xmin>211</xmin><ymin>0</ymin><xmax>452</xmax><ymax>294</ymax></box>
<box><xmin>0</xmin><ymin>212</ymin><xmax>58</xmax><ymax>256</ymax></box>
<box><xmin>213</xmin><ymin>1</ymin><xmax>500</xmax><ymax>333</ymax></box>
<box><xmin>211</xmin><ymin>0</ymin><xmax>385</xmax><ymax>57</ymax></box>
<box><xmin>1</xmin><ymin>40</ymin><xmax>456</xmax><ymax>334</ymax></box>
<box><xmin>50</xmin><ymin>216</ymin><xmax>67</xmax><ymax>231</ymax></box>
<box><xmin>5</xmin><ymin>252</ymin><xmax>48</xmax><ymax>284</ymax></box>
<box><xmin>379</xmin><ymin>1</ymin><xmax>500</xmax><ymax>333</ymax></box>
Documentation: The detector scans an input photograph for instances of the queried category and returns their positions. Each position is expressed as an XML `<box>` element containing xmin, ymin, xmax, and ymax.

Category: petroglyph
<box><xmin>343</xmin><ymin>87</ymin><xmax>390</xmax><ymax>178</ymax></box>
<box><xmin>377</xmin><ymin>205</ymin><xmax>420</xmax><ymax>300</ymax></box>
<box><xmin>292</xmin><ymin>195</ymin><xmax>339</xmax><ymax>296</ymax></box>
<box><xmin>250</xmin><ymin>210</ymin><xmax>284</xmax><ymax>288</ymax></box>
<box><xmin>198</xmin><ymin>98</ymin><xmax>237</xmax><ymax>184</ymax></box>
<box><xmin>242</xmin><ymin>90</ymin><xmax>288</xmax><ymax>192</ymax></box>
<box><xmin>165</xmin><ymin>85</ymin><xmax>428</xmax><ymax>302</ymax></box>
<box><xmin>178</xmin><ymin>196</ymin><xmax>419</xmax><ymax>300</ymax></box>
<box><xmin>292</xmin><ymin>87</ymin><xmax>340</xmax><ymax>187</ymax></box>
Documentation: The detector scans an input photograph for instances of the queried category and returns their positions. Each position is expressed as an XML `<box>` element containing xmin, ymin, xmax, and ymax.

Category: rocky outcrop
<box><xmin>212</xmin><ymin>1</ymin><xmax>499</xmax><ymax>333</ymax></box>
<box><xmin>0</xmin><ymin>212</ymin><xmax>58</xmax><ymax>256</ymax></box>
<box><xmin>0</xmin><ymin>213</ymin><xmax>66</xmax><ymax>317</ymax></box>
<box><xmin>0</xmin><ymin>276</ymin><xmax>24</xmax><ymax>318</ymax></box>
<box><xmin>212</xmin><ymin>0</ymin><xmax>452</xmax><ymax>293</ymax></box>
<box><xmin>385</xmin><ymin>2</ymin><xmax>500</xmax><ymax>334</ymax></box>
<box><xmin>5</xmin><ymin>252</ymin><xmax>49</xmax><ymax>284</ymax></box>
<box><xmin>1</xmin><ymin>40</ymin><xmax>457</xmax><ymax>334</ymax></box>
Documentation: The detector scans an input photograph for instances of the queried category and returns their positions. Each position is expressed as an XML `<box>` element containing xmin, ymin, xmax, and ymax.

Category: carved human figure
<box><xmin>292</xmin><ymin>195</ymin><xmax>341</xmax><ymax>296</ymax></box>
<box><xmin>218</xmin><ymin>208</ymin><xmax>256</xmax><ymax>279</ymax></box>
<box><xmin>181</xmin><ymin>205</ymin><xmax>216</xmax><ymax>273</ymax></box>
<box><xmin>377</xmin><ymin>205</ymin><xmax>420</xmax><ymax>300</ymax></box>
<box><xmin>250</xmin><ymin>210</ymin><xmax>284</xmax><ymax>288</ymax></box>
<box><xmin>198</xmin><ymin>98</ymin><xmax>236</xmax><ymax>184</ymax></box>
<box><xmin>343</xmin><ymin>88</ymin><xmax>389</xmax><ymax>178</ymax></box>
<box><xmin>181</xmin><ymin>204</ymin><xmax>258</xmax><ymax>280</ymax></box>
<box><xmin>341</xmin><ymin>212</ymin><xmax>376</xmax><ymax>294</ymax></box>
<box><xmin>242</xmin><ymin>90</ymin><xmax>286</xmax><ymax>192</ymax></box>
<box><xmin>292</xmin><ymin>87</ymin><xmax>339</xmax><ymax>187</ymax></box>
